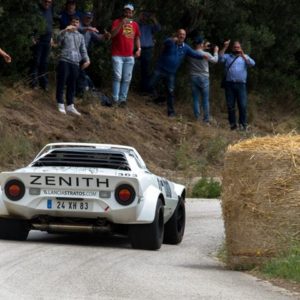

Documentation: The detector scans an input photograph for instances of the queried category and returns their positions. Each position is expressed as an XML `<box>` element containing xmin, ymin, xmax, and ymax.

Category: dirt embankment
<box><xmin>0</xmin><ymin>83</ymin><xmax>294</xmax><ymax>180</ymax></box>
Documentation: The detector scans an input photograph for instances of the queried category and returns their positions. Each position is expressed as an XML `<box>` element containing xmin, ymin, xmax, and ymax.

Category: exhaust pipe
<box><xmin>32</xmin><ymin>223</ymin><xmax>112</xmax><ymax>234</ymax></box>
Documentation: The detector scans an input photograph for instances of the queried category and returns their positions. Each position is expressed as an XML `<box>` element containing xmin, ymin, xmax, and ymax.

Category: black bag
<box><xmin>100</xmin><ymin>93</ymin><xmax>113</xmax><ymax>107</ymax></box>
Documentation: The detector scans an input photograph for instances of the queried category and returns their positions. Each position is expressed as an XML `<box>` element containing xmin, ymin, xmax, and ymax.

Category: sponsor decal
<box><xmin>43</xmin><ymin>190</ymin><xmax>98</xmax><ymax>197</ymax></box>
<box><xmin>30</xmin><ymin>175</ymin><xmax>109</xmax><ymax>188</ymax></box>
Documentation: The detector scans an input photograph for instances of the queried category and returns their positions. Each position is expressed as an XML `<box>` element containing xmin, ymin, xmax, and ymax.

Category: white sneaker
<box><xmin>66</xmin><ymin>104</ymin><xmax>81</xmax><ymax>116</ymax></box>
<box><xmin>58</xmin><ymin>103</ymin><xmax>66</xmax><ymax>114</ymax></box>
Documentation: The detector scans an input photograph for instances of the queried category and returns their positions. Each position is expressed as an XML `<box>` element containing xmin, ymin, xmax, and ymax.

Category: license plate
<box><xmin>47</xmin><ymin>199</ymin><xmax>91</xmax><ymax>211</ymax></box>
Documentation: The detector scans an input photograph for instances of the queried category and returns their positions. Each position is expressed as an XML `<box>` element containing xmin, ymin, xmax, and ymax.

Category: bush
<box><xmin>191</xmin><ymin>177</ymin><xmax>221</xmax><ymax>198</ymax></box>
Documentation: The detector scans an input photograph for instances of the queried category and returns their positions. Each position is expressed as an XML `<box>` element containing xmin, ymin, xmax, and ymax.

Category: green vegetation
<box><xmin>261</xmin><ymin>245</ymin><xmax>300</xmax><ymax>283</ymax></box>
<box><xmin>1</xmin><ymin>0</ymin><xmax>300</xmax><ymax>101</ymax></box>
<box><xmin>191</xmin><ymin>177</ymin><xmax>221</xmax><ymax>198</ymax></box>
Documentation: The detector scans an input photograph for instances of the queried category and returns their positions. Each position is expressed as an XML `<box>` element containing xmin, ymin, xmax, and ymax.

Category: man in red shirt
<box><xmin>111</xmin><ymin>3</ymin><xmax>141</xmax><ymax>107</ymax></box>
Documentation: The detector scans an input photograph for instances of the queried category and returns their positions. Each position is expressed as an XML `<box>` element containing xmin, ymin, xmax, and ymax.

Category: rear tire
<box><xmin>129</xmin><ymin>199</ymin><xmax>164</xmax><ymax>250</ymax></box>
<box><xmin>0</xmin><ymin>218</ymin><xmax>29</xmax><ymax>241</ymax></box>
<box><xmin>163</xmin><ymin>197</ymin><xmax>185</xmax><ymax>244</ymax></box>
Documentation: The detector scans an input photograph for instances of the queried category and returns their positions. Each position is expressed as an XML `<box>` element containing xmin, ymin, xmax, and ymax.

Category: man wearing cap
<box><xmin>148</xmin><ymin>29</ymin><xmax>208</xmax><ymax>117</ymax></box>
<box><xmin>137</xmin><ymin>10</ymin><xmax>161</xmax><ymax>92</ymax></box>
<box><xmin>56</xmin><ymin>16</ymin><xmax>90</xmax><ymax>115</ymax></box>
<box><xmin>76</xmin><ymin>12</ymin><xmax>111</xmax><ymax>95</ymax></box>
<box><xmin>59</xmin><ymin>0</ymin><xmax>81</xmax><ymax>30</ymax></box>
<box><xmin>219</xmin><ymin>40</ymin><xmax>255</xmax><ymax>131</ymax></box>
<box><xmin>29</xmin><ymin>0</ymin><xmax>53</xmax><ymax>91</ymax></box>
<box><xmin>110</xmin><ymin>3</ymin><xmax>141</xmax><ymax>107</ymax></box>
<box><xmin>188</xmin><ymin>37</ymin><xmax>218</xmax><ymax>124</ymax></box>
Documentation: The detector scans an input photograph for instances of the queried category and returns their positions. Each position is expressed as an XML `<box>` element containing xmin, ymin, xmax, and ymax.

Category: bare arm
<box><xmin>135</xmin><ymin>36</ymin><xmax>141</xmax><ymax>58</ymax></box>
<box><xmin>111</xmin><ymin>19</ymin><xmax>126</xmax><ymax>38</ymax></box>
<box><xmin>0</xmin><ymin>48</ymin><xmax>12</xmax><ymax>63</ymax></box>
<box><xmin>219</xmin><ymin>40</ymin><xmax>230</xmax><ymax>56</ymax></box>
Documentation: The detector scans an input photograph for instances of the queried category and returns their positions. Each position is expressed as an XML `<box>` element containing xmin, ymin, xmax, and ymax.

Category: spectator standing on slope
<box><xmin>148</xmin><ymin>29</ymin><xmax>207</xmax><ymax>117</ymax></box>
<box><xmin>188</xmin><ymin>36</ymin><xmax>218</xmax><ymax>124</ymax></box>
<box><xmin>219</xmin><ymin>40</ymin><xmax>255</xmax><ymax>131</ymax></box>
<box><xmin>29</xmin><ymin>0</ymin><xmax>53</xmax><ymax>91</ymax></box>
<box><xmin>56</xmin><ymin>16</ymin><xmax>90</xmax><ymax>116</ymax></box>
<box><xmin>137</xmin><ymin>10</ymin><xmax>161</xmax><ymax>92</ymax></box>
<box><xmin>76</xmin><ymin>11</ymin><xmax>111</xmax><ymax>95</ymax></box>
<box><xmin>110</xmin><ymin>3</ymin><xmax>141</xmax><ymax>107</ymax></box>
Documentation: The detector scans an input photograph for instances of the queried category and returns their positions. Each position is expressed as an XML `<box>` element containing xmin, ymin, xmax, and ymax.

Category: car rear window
<box><xmin>32</xmin><ymin>149</ymin><xmax>131</xmax><ymax>170</ymax></box>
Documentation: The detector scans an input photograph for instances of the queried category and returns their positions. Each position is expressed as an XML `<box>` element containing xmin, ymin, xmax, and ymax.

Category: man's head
<box><xmin>176</xmin><ymin>29</ymin><xmax>186</xmax><ymax>44</ymax></box>
<box><xmin>232</xmin><ymin>41</ymin><xmax>242</xmax><ymax>54</ymax></box>
<box><xmin>41</xmin><ymin>0</ymin><xmax>52</xmax><ymax>9</ymax></box>
<box><xmin>82</xmin><ymin>12</ymin><xmax>93</xmax><ymax>26</ymax></box>
<box><xmin>123</xmin><ymin>3</ymin><xmax>134</xmax><ymax>19</ymax></box>
<box><xmin>194</xmin><ymin>36</ymin><xmax>204</xmax><ymax>48</ymax></box>
<box><xmin>139</xmin><ymin>10</ymin><xmax>151</xmax><ymax>22</ymax></box>
<box><xmin>66</xmin><ymin>0</ymin><xmax>76</xmax><ymax>13</ymax></box>
<box><xmin>70</xmin><ymin>15</ymin><xmax>80</xmax><ymax>28</ymax></box>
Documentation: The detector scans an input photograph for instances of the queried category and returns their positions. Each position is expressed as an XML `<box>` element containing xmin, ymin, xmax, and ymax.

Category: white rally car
<box><xmin>0</xmin><ymin>143</ymin><xmax>186</xmax><ymax>250</ymax></box>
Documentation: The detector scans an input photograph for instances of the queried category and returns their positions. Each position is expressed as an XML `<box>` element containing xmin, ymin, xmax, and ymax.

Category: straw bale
<box><xmin>222</xmin><ymin>135</ymin><xmax>300</xmax><ymax>269</ymax></box>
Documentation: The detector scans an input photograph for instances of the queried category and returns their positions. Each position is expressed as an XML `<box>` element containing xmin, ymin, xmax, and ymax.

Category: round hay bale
<box><xmin>222</xmin><ymin>135</ymin><xmax>300</xmax><ymax>269</ymax></box>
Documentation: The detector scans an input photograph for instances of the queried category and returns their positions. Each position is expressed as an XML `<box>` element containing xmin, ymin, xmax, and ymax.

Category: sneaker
<box><xmin>239</xmin><ymin>124</ymin><xmax>250</xmax><ymax>132</ymax></box>
<box><xmin>168</xmin><ymin>112</ymin><xmax>176</xmax><ymax>118</ymax></box>
<box><xmin>118</xmin><ymin>101</ymin><xmax>127</xmax><ymax>108</ymax></box>
<box><xmin>230</xmin><ymin>124</ymin><xmax>237</xmax><ymax>130</ymax></box>
<box><xmin>66</xmin><ymin>104</ymin><xmax>81</xmax><ymax>116</ymax></box>
<box><xmin>57</xmin><ymin>103</ymin><xmax>66</xmax><ymax>114</ymax></box>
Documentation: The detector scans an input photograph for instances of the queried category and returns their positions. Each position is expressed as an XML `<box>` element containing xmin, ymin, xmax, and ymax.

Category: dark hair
<box><xmin>70</xmin><ymin>15</ymin><xmax>80</xmax><ymax>22</ymax></box>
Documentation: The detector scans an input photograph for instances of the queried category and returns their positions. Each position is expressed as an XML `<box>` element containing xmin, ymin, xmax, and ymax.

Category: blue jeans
<box><xmin>76</xmin><ymin>68</ymin><xmax>94</xmax><ymax>95</ymax></box>
<box><xmin>30</xmin><ymin>41</ymin><xmax>51</xmax><ymax>89</ymax></box>
<box><xmin>224</xmin><ymin>82</ymin><xmax>247</xmax><ymax>127</ymax></box>
<box><xmin>112</xmin><ymin>56</ymin><xmax>135</xmax><ymax>102</ymax></box>
<box><xmin>140</xmin><ymin>47</ymin><xmax>153</xmax><ymax>92</ymax></box>
<box><xmin>148</xmin><ymin>69</ymin><xmax>176</xmax><ymax>116</ymax></box>
<box><xmin>56</xmin><ymin>61</ymin><xmax>79</xmax><ymax>105</ymax></box>
<box><xmin>191</xmin><ymin>75</ymin><xmax>210</xmax><ymax>122</ymax></box>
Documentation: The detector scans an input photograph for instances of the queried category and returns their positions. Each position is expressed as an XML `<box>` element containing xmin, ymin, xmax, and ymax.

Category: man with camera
<box><xmin>219</xmin><ymin>40</ymin><xmax>255</xmax><ymax>131</ymax></box>
<box><xmin>188</xmin><ymin>36</ymin><xmax>218</xmax><ymax>125</ymax></box>
<box><xmin>110</xmin><ymin>3</ymin><xmax>141</xmax><ymax>107</ymax></box>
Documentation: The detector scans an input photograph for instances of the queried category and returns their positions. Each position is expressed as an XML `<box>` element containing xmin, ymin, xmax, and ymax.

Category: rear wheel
<box><xmin>129</xmin><ymin>199</ymin><xmax>164</xmax><ymax>250</ymax></box>
<box><xmin>0</xmin><ymin>218</ymin><xmax>29</xmax><ymax>241</ymax></box>
<box><xmin>163</xmin><ymin>197</ymin><xmax>185</xmax><ymax>244</ymax></box>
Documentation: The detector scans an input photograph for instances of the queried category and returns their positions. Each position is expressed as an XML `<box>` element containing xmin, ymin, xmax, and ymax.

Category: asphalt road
<box><xmin>0</xmin><ymin>199</ymin><xmax>297</xmax><ymax>300</ymax></box>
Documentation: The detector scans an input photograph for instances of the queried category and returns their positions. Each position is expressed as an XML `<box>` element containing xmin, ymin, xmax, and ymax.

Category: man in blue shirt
<box><xmin>137</xmin><ymin>11</ymin><xmax>161</xmax><ymax>92</ymax></box>
<box><xmin>148</xmin><ymin>29</ymin><xmax>207</xmax><ymax>117</ymax></box>
<box><xmin>219</xmin><ymin>40</ymin><xmax>255</xmax><ymax>130</ymax></box>
<box><xmin>59</xmin><ymin>0</ymin><xmax>81</xmax><ymax>30</ymax></box>
<box><xmin>76</xmin><ymin>12</ymin><xmax>111</xmax><ymax>95</ymax></box>
<box><xmin>29</xmin><ymin>0</ymin><xmax>53</xmax><ymax>91</ymax></box>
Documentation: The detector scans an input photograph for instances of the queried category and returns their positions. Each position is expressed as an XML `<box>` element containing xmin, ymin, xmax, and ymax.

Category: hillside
<box><xmin>0</xmin><ymin>81</ymin><xmax>298</xmax><ymax>185</ymax></box>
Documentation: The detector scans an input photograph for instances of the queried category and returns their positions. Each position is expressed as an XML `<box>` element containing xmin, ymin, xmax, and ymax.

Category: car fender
<box><xmin>0</xmin><ymin>189</ymin><xmax>9</xmax><ymax>216</ymax></box>
<box><xmin>173</xmin><ymin>183</ymin><xmax>186</xmax><ymax>200</ymax></box>
<box><xmin>136</xmin><ymin>185</ymin><xmax>163</xmax><ymax>223</ymax></box>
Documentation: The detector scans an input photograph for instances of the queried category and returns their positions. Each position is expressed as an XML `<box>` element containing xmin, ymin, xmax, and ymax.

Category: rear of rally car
<box><xmin>0</xmin><ymin>168</ymin><xmax>147</xmax><ymax>236</ymax></box>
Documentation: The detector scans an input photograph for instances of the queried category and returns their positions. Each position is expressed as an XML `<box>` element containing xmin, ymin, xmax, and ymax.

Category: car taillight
<box><xmin>115</xmin><ymin>184</ymin><xmax>136</xmax><ymax>206</ymax></box>
<box><xmin>4</xmin><ymin>179</ymin><xmax>25</xmax><ymax>201</ymax></box>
